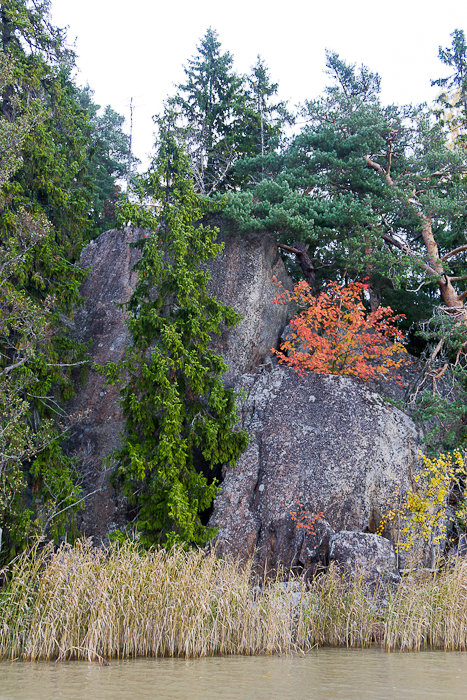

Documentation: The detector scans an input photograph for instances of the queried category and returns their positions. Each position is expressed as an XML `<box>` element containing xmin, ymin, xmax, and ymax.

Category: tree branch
<box><xmin>277</xmin><ymin>242</ymin><xmax>301</xmax><ymax>255</ymax></box>
<box><xmin>381</xmin><ymin>233</ymin><xmax>437</xmax><ymax>275</ymax></box>
<box><xmin>441</xmin><ymin>244</ymin><xmax>467</xmax><ymax>262</ymax></box>
<box><xmin>364</xmin><ymin>155</ymin><xmax>394</xmax><ymax>186</ymax></box>
<box><xmin>449</xmin><ymin>274</ymin><xmax>467</xmax><ymax>283</ymax></box>
<box><xmin>43</xmin><ymin>488</ymin><xmax>101</xmax><ymax>531</ymax></box>
<box><xmin>0</xmin><ymin>357</ymin><xmax>28</xmax><ymax>376</ymax></box>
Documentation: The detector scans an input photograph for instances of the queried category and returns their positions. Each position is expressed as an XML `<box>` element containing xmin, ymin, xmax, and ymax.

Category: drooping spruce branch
<box><xmin>101</xmin><ymin>120</ymin><xmax>248</xmax><ymax>547</ymax></box>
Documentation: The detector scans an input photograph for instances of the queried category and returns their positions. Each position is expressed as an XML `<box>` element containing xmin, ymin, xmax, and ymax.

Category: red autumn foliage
<box><xmin>290</xmin><ymin>500</ymin><xmax>324</xmax><ymax>534</ymax></box>
<box><xmin>272</xmin><ymin>279</ymin><xmax>408</xmax><ymax>383</ymax></box>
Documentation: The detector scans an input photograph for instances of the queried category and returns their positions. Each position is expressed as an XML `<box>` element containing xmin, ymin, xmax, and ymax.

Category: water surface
<box><xmin>1</xmin><ymin>649</ymin><xmax>467</xmax><ymax>699</ymax></box>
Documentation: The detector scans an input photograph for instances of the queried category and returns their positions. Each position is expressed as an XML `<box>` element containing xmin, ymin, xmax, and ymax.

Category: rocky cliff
<box><xmin>65</xmin><ymin>226</ymin><xmax>294</xmax><ymax>538</ymax></box>
<box><xmin>65</xmin><ymin>227</ymin><xmax>141</xmax><ymax>538</ymax></box>
<box><xmin>206</xmin><ymin>232</ymin><xmax>294</xmax><ymax>386</ymax></box>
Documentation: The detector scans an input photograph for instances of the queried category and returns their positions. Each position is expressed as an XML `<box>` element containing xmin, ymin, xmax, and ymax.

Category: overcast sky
<box><xmin>51</xmin><ymin>0</ymin><xmax>467</xmax><ymax>170</ymax></box>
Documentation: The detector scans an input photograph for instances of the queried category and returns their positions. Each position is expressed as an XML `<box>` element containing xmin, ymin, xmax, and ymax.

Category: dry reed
<box><xmin>1</xmin><ymin>539</ymin><xmax>467</xmax><ymax>660</ymax></box>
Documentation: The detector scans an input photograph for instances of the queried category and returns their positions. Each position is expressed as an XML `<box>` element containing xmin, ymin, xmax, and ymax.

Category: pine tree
<box><xmin>221</xmin><ymin>47</ymin><xmax>467</xmax><ymax>449</ymax></box>
<box><xmin>102</xmin><ymin>118</ymin><xmax>248</xmax><ymax>547</ymax></box>
<box><xmin>223</xmin><ymin>50</ymin><xmax>467</xmax><ymax>322</ymax></box>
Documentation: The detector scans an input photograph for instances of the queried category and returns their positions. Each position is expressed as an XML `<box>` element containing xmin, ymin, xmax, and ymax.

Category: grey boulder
<box><xmin>329</xmin><ymin>531</ymin><xmax>401</xmax><ymax>584</ymax></box>
<box><xmin>209</xmin><ymin>365</ymin><xmax>423</xmax><ymax>577</ymax></box>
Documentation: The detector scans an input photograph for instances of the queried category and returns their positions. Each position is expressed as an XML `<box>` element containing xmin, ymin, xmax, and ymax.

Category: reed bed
<box><xmin>1</xmin><ymin>539</ymin><xmax>467</xmax><ymax>660</ymax></box>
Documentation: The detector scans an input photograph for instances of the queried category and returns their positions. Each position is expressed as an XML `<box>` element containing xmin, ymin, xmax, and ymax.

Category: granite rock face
<box><xmin>65</xmin><ymin>227</ymin><xmax>294</xmax><ymax>538</ymax></box>
<box><xmin>208</xmin><ymin>366</ymin><xmax>423</xmax><ymax>577</ymax></box>
<box><xmin>207</xmin><ymin>232</ymin><xmax>294</xmax><ymax>387</ymax></box>
<box><xmin>65</xmin><ymin>227</ymin><xmax>143</xmax><ymax>538</ymax></box>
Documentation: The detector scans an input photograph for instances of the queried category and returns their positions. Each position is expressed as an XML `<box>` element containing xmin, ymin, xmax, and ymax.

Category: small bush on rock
<box><xmin>273</xmin><ymin>279</ymin><xmax>407</xmax><ymax>382</ymax></box>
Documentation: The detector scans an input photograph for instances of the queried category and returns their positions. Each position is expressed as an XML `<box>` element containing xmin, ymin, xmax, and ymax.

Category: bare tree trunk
<box><xmin>277</xmin><ymin>241</ymin><xmax>329</xmax><ymax>295</ymax></box>
<box><xmin>126</xmin><ymin>97</ymin><xmax>133</xmax><ymax>190</ymax></box>
<box><xmin>364</xmin><ymin>237</ymin><xmax>380</xmax><ymax>311</ymax></box>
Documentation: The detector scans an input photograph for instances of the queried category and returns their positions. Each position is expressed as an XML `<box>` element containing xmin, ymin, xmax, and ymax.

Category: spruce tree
<box><xmin>244</xmin><ymin>57</ymin><xmax>292</xmax><ymax>166</ymax></box>
<box><xmin>0</xmin><ymin>2</ymin><xmax>130</xmax><ymax>562</ymax></box>
<box><xmin>102</xmin><ymin>118</ymin><xmax>248</xmax><ymax>547</ymax></box>
<box><xmin>169</xmin><ymin>27</ymin><xmax>247</xmax><ymax>195</ymax></box>
<box><xmin>79</xmin><ymin>85</ymin><xmax>135</xmax><ymax>232</ymax></box>
<box><xmin>432</xmin><ymin>28</ymin><xmax>467</xmax><ymax>139</ymax></box>
<box><xmin>0</xmin><ymin>54</ymin><xmax>85</xmax><ymax>564</ymax></box>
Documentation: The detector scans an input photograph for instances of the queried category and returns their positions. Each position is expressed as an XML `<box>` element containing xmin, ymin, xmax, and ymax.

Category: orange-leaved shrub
<box><xmin>272</xmin><ymin>279</ymin><xmax>407</xmax><ymax>383</ymax></box>
<box><xmin>290</xmin><ymin>500</ymin><xmax>324</xmax><ymax>534</ymax></box>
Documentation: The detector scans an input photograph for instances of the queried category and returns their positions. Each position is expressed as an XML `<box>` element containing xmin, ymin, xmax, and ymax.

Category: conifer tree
<box><xmin>432</xmin><ymin>28</ymin><xmax>467</xmax><ymax>140</ymax></box>
<box><xmin>233</xmin><ymin>56</ymin><xmax>293</xmax><ymax>186</ymax></box>
<box><xmin>248</xmin><ymin>56</ymin><xmax>282</xmax><ymax>159</ymax></box>
<box><xmin>0</xmin><ymin>2</ymin><xmax>131</xmax><ymax>562</ymax></box>
<box><xmin>1</xmin><ymin>1</ymin><xmax>93</xmax><ymax>258</ymax></box>
<box><xmin>0</xmin><ymin>54</ymin><xmax>85</xmax><ymax>564</ymax></box>
<box><xmin>222</xmin><ymin>46</ymin><xmax>467</xmax><ymax>449</ymax></box>
<box><xmin>1</xmin><ymin>0</ymin><xmax>130</xmax><ymax>255</ymax></box>
<box><xmin>223</xmin><ymin>50</ymin><xmax>467</xmax><ymax>321</ymax></box>
<box><xmin>102</xmin><ymin>117</ymin><xmax>248</xmax><ymax>547</ymax></box>
<box><xmin>169</xmin><ymin>27</ymin><xmax>247</xmax><ymax>194</ymax></box>
<box><xmin>79</xmin><ymin>85</ymin><xmax>135</xmax><ymax>232</ymax></box>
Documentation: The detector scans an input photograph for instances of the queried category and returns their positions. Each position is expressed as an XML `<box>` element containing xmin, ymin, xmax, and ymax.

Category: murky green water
<box><xmin>1</xmin><ymin>649</ymin><xmax>467</xmax><ymax>699</ymax></box>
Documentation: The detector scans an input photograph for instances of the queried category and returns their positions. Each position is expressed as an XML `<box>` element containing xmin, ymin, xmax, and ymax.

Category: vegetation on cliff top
<box><xmin>0</xmin><ymin>0</ymin><xmax>133</xmax><ymax>565</ymax></box>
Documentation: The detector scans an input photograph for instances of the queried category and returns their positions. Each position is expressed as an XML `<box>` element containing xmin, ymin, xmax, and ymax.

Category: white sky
<box><xmin>51</xmin><ymin>0</ymin><xmax>467</xmax><ymax>171</ymax></box>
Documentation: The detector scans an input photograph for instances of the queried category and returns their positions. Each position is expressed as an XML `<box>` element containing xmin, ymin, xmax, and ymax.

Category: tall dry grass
<box><xmin>1</xmin><ymin>539</ymin><xmax>467</xmax><ymax>660</ymax></box>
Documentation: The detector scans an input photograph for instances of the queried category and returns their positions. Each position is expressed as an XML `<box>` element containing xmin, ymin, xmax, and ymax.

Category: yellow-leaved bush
<box><xmin>378</xmin><ymin>450</ymin><xmax>467</xmax><ymax>556</ymax></box>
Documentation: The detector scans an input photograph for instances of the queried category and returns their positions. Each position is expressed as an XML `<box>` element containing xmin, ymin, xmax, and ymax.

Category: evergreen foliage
<box><xmin>78</xmin><ymin>85</ymin><xmax>135</xmax><ymax>233</ymax></box>
<box><xmin>0</xmin><ymin>2</ymin><xmax>132</xmax><ymax>564</ymax></box>
<box><xmin>168</xmin><ymin>29</ymin><xmax>291</xmax><ymax>194</ymax></box>
<box><xmin>101</xmin><ymin>119</ymin><xmax>248</xmax><ymax>547</ymax></box>
<box><xmin>168</xmin><ymin>27</ymin><xmax>247</xmax><ymax>195</ymax></box>
<box><xmin>432</xmin><ymin>28</ymin><xmax>467</xmax><ymax>140</ymax></box>
<box><xmin>220</xmin><ymin>41</ymin><xmax>467</xmax><ymax>455</ymax></box>
<box><xmin>232</xmin><ymin>55</ymin><xmax>293</xmax><ymax>186</ymax></box>
<box><xmin>223</xmin><ymin>51</ymin><xmax>467</xmax><ymax>321</ymax></box>
<box><xmin>4</xmin><ymin>12</ymin><xmax>467</xmax><ymax>559</ymax></box>
<box><xmin>0</xmin><ymin>3</ymin><xmax>89</xmax><ymax>562</ymax></box>
<box><xmin>0</xmin><ymin>56</ymin><xmax>85</xmax><ymax>564</ymax></box>
<box><xmin>1</xmin><ymin>2</ymin><xmax>95</xmax><ymax>259</ymax></box>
